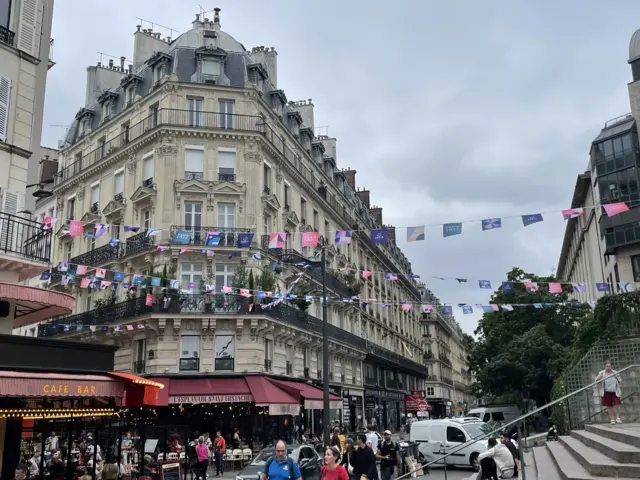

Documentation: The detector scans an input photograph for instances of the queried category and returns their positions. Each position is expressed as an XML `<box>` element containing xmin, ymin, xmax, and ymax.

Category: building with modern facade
<box><xmin>557</xmin><ymin>28</ymin><xmax>640</xmax><ymax>294</ymax></box>
<box><xmin>419</xmin><ymin>286</ymin><xmax>475</xmax><ymax>417</ymax></box>
<box><xmin>34</xmin><ymin>9</ymin><xmax>440</xmax><ymax>432</ymax></box>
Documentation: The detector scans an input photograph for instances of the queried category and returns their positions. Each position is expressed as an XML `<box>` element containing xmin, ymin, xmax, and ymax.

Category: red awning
<box><xmin>167</xmin><ymin>377</ymin><xmax>253</xmax><ymax>404</ymax></box>
<box><xmin>0</xmin><ymin>371</ymin><xmax>124</xmax><ymax>399</ymax></box>
<box><xmin>108</xmin><ymin>372</ymin><xmax>165</xmax><ymax>407</ymax></box>
<box><xmin>245</xmin><ymin>376</ymin><xmax>300</xmax><ymax>416</ymax></box>
<box><xmin>0</xmin><ymin>282</ymin><xmax>75</xmax><ymax>327</ymax></box>
<box><xmin>269</xmin><ymin>379</ymin><xmax>342</xmax><ymax>410</ymax></box>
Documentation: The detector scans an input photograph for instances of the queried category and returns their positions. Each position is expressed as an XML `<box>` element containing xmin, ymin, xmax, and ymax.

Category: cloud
<box><xmin>42</xmin><ymin>0</ymin><xmax>640</xmax><ymax>334</ymax></box>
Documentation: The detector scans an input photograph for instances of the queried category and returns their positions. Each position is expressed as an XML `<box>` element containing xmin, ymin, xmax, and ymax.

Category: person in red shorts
<box><xmin>595</xmin><ymin>361</ymin><xmax>623</xmax><ymax>424</ymax></box>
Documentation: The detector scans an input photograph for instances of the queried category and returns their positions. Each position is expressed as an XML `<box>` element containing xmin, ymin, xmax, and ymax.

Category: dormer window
<box><xmin>102</xmin><ymin>101</ymin><xmax>111</xmax><ymax>120</ymax></box>
<box><xmin>126</xmin><ymin>86</ymin><xmax>135</xmax><ymax>106</ymax></box>
<box><xmin>74</xmin><ymin>108</ymin><xmax>95</xmax><ymax>141</ymax></box>
<box><xmin>120</xmin><ymin>72</ymin><xmax>143</xmax><ymax>107</ymax></box>
<box><xmin>154</xmin><ymin>64</ymin><xmax>166</xmax><ymax>84</ymax></box>
<box><xmin>202</xmin><ymin>59</ymin><xmax>220</xmax><ymax>83</ymax></box>
<box><xmin>146</xmin><ymin>52</ymin><xmax>172</xmax><ymax>88</ymax></box>
<box><xmin>270</xmin><ymin>90</ymin><xmax>287</xmax><ymax>116</ymax></box>
<box><xmin>97</xmin><ymin>90</ymin><xmax>118</xmax><ymax>123</ymax></box>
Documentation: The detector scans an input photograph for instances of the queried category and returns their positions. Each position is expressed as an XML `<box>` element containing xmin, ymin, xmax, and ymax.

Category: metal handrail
<box><xmin>572</xmin><ymin>390</ymin><xmax>638</xmax><ymax>430</ymax></box>
<box><xmin>397</xmin><ymin>364</ymin><xmax>640</xmax><ymax>480</ymax></box>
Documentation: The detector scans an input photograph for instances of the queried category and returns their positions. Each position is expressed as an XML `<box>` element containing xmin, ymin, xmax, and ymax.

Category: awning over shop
<box><xmin>0</xmin><ymin>282</ymin><xmax>75</xmax><ymax>328</ymax></box>
<box><xmin>165</xmin><ymin>377</ymin><xmax>254</xmax><ymax>405</ymax></box>
<box><xmin>0</xmin><ymin>371</ymin><xmax>124</xmax><ymax>399</ymax></box>
<box><xmin>108</xmin><ymin>372</ymin><xmax>165</xmax><ymax>407</ymax></box>
<box><xmin>245</xmin><ymin>376</ymin><xmax>300</xmax><ymax>416</ymax></box>
<box><xmin>270</xmin><ymin>379</ymin><xmax>342</xmax><ymax>410</ymax></box>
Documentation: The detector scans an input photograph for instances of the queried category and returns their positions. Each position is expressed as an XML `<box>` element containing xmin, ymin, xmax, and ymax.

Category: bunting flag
<box><xmin>268</xmin><ymin>232</ymin><xmax>286</xmax><ymax>248</ymax></box>
<box><xmin>443</xmin><ymin>223</ymin><xmax>462</xmax><ymax>237</ymax></box>
<box><xmin>481</xmin><ymin>218</ymin><xmax>501</xmax><ymax>231</ymax></box>
<box><xmin>302</xmin><ymin>231</ymin><xmax>319</xmax><ymax>247</ymax></box>
<box><xmin>335</xmin><ymin>231</ymin><xmax>352</xmax><ymax>244</ymax></box>
<box><xmin>406</xmin><ymin>226</ymin><xmax>425</xmax><ymax>242</ymax></box>
<box><xmin>371</xmin><ymin>228</ymin><xmax>388</xmax><ymax>244</ymax></box>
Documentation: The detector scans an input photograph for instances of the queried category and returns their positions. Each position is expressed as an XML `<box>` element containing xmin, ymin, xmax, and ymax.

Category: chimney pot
<box><xmin>195</xmin><ymin>13</ymin><xmax>200</xmax><ymax>21</ymax></box>
<box><xmin>128</xmin><ymin>65</ymin><xmax>133</xmax><ymax>73</ymax></box>
<box><xmin>136</xmin><ymin>25</ymin><xmax>141</xmax><ymax>32</ymax></box>
<box><xmin>108</xmin><ymin>59</ymin><xmax>114</xmax><ymax>68</ymax></box>
<box><xmin>97</xmin><ymin>61</ymin><xmax>101</xmax><ymax>67</ymax></box>
<box><xmin>120</xmin><ymin>56</ymin><xmax>125</xmax><ymax>71</ymax></box>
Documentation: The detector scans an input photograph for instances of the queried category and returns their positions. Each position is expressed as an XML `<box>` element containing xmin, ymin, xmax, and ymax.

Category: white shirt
<box><xmin>478</xmin><ymin>444</ymin><xmax>514</xmax><ymax>475</ymax></box>
<box><xmin>604</xmin><ymin>373</ymin><xmax>618</xmax><ymax>392</ymax></box>
<box><xmin>367</xmin><ymin>433</ymin><xmax>378</xmax><ymax>451</ymax></box>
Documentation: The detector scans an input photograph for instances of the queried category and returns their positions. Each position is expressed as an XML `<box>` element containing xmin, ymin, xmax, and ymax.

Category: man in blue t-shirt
<box><xmin>261</xmin><ymin>441</ymin><xmax>302</xmax><ymax>480</ymax></box>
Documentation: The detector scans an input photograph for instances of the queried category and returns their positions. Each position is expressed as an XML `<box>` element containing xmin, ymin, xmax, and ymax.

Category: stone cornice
<box><xmin>0</xmin><ymin>141</ymin><xmax>32</xmax><ymax>159</ymax></box>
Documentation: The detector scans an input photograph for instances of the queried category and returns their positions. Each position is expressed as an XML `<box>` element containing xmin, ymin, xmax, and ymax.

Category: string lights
<box><xmin>0</xmin><ymin>407</ymin><xmax>117</xmax><ymax>419</ymax></box>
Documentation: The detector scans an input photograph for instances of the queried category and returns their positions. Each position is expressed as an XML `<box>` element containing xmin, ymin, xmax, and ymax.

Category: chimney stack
<box><xmin>128</xmin><ymin>65</ymin><xmax>133</xmax><ymax>73</ymax></box>
<box><xmin>355</xmin><ymin>189</ymin><xmax>370</xmax><ymax>207</ymax></box>
<box><xmin>214</xmin><ymin>8</ymin><xmax>221</xmax><ymax>25</ymax></box>
<box><xmin>108</xmin><ymin>59</ymin><xmax>114</xmax><ymax>69</ymax></box>
<box><xmin>388</xmin><ymin>226</ymin><xmax>396</xmax><ymax>244</ymax></box>
<box><xmin>370</xmin><ymin>206</ymin><xmax>383</xmax><ymax>224</ymax></box>
<box><xmin>120</xmin><ymin>56</ymin><xmax>125</xmax><ymax>71</ymax></box>
<box><xmin>344</xmin><ymin>169</ymin><xmax>357</xmax><ymax>189</ymax></box>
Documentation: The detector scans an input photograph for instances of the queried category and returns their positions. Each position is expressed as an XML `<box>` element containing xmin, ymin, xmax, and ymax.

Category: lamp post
<box><xmin>321</xmin><ymin>246</ymin><xmax>330</xmax><ymax>447</ymax></box>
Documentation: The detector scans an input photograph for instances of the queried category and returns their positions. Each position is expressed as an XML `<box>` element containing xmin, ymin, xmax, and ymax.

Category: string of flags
<box><xmin>39</xmin><ymin>200</ymin><xmax>631</xmax><ymax>245</ymax></box>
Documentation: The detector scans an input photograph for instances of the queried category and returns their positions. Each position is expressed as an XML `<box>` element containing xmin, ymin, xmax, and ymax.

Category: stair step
<box><xmin>559</xmin><ymin>435</ymin><xmax>640</xmax><ymax>477</ymax></box>
<box><xmin>571</xmin><ymin>430</ymin><xmax>640</xmax><ymax>463</ymax></box>
<box><xmin>533</xmin><ymin>445</ymin><xmax>562</xmax><ymax>480</ymax></box>
<box><xmin>585</xmin><ymin>423</ymin><xmax>640</xmax><ymax>449</ymax></box>
<box><xmin>546</xmin><ymin>441</ymin><xmax>637</xmax><ymax>480</ymax></box>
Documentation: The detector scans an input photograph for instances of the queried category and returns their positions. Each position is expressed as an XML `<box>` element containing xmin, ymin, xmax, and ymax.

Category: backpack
<box><xmin>265</xmin><ymin>456</ymin><xmax>295</xmax><ymax>480</ymax></box>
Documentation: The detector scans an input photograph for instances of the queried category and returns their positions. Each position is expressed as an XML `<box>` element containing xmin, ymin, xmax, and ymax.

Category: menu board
<box><xmin>161</xmin><ymin>462</ymin><xmax>181</xmax><ymax>480</ymax></box>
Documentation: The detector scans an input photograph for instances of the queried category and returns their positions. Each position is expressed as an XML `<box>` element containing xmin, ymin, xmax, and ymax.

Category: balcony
<box><xmin>142</xmin><ymin>177</ymin><xmax>154</xmax><ymax>188</ymax></box>
<box><xmin>38</xmin><ymin>293</ymin><xmax>429</xmax><ymax>376</ymax></box>
<box><xmin>170</xmin><ymin>226</ymin><xmax>245</xmax><ymax>247</ymax></box>
<box><xmin>439</xmin><ymin>354</ymin><xmax>452</xmax><ymax>366</ymax></box>
<box><xmin>180</xmin><ymin>357</ymin><xmax>199</xmax><ymax>371</ymax></box>
<box><xmin>0</xmin><ymin>25</ymin><xmax>15</xmax><ymax>47</ymax></box>
<box><xmin>55</xmin><ymin>109</ymin><xmax>264</xmax><ymax>185</ymax></box>
<box><xmin>133</xmin><ymin>360</ymin><xmax>145</xmax><ymax>374</ymax></box>
<box><xmin>0</xmin><ymin>212</ymin><xmax>52</xmax><ymax>280</ymax></box>
<box><xmin>114</xmin><ymin>192</ymin><xmax>124</xmax><ymax>203</ymax></box>
<box><xmin>426</xmin><ymin>375</ymin><xmax>438</xmax><ymax>382</ymax></box>
<box><xmin>69</xmin><ymin>243</ymin><xmax>121</xmax><ymax>268</ymax></box>
<box><xmin>218</xmin><ymin>173</ymin><xmax>236</xmax><ymax>182</ymax></box>
<box><xmin>263</xmin><ymin>186</ymin><xmax>271</xmax><ymax>195</ymax></box>
<box><xmin>184</xmin><ymin>171</ymin><xmax>204</xmax><ymax>181</ymax></box>
<box><xmin>123</xmin><ymin>230</ymin><xmax>155</xmax><ymax>257</ymax></box>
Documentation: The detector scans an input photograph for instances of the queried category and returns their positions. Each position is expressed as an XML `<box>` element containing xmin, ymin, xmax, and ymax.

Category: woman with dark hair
<box><xmin>339</xmin><ymin>439</ymin><xmax>356</xmax><ymax>480</ymax></box>
<box><xmin>322</xmin><ymin>447</ymin><xmax>348</xmax><ymax>480</ymax></box>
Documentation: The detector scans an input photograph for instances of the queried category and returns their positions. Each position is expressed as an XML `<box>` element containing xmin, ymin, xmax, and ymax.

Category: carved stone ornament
<box><xmin>76</xmin><ymin>182</ymin><xmax>86</xmax><ymax>199</ymax></box>
<box><xmin>276</xmin><ymin>165</ymin><xmax>284</xmax><ymax>183</ymax></box>
<box><xmin>56</xmin><ymin>195</ymin><xmax>64</xmax><ymax>211</ymax></box>
<box><xmin>236</xmin><ymin>318</ymin><xmax>244</xmax><ymax>339</ymax></box>
<box><xmin>157</xmin><ymin>144</ymin><xmax>178</xmax><ymax>157</ymax></box>
<box><xmin>250</xmin><ymin>319</ymin><xmax>259</xmax><ymax>341</ymax></box>
<box><xmin>126</xmin><ymin>158</ymin><xmax>137</xmax><ymax>175</ymax></box>
<box><xmin>172</xmin><ymin>318</ymin><xmax>181</xmax><ymax>341</ymax></box>
<box><xmin>244</xmin><ymin>152</ymin><xmax>261</xmax><ymax>163</ymax></box>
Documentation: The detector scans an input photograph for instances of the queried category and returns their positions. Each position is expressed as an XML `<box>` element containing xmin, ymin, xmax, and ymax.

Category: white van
<box><xmin>467</xmin><ymin>405</ymin><xmax>521</xmax><ymax>424</ymax></box>
<box><xmin>409</xmin><ymin>418</ymin><xmax>516</xmax><ymax>471</ymax></box>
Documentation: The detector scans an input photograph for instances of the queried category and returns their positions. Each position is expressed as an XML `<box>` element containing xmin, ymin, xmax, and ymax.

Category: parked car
<box><xmin>235</xmin><ymin>444</ymin><xmax>322</xmax><ymax>480</ymax></box>
<box><xmin>467</xmin><ymin>404</ymin><xmax>521</xmax><ymax>424</ymax></box>
<box><xmin>409</xmin><ymin>418</ymin><xmax>518</xmax><ymax>472</ymax></box>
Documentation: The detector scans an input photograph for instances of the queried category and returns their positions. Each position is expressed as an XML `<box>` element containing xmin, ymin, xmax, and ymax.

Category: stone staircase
<box><xmin>464</xmin><ymin>423</ymin><xmax>640</xmax><ymax>480</ymax></box>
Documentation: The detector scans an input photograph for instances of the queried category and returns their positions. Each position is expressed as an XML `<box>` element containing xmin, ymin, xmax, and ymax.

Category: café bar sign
<box><xmin>0</xmin><ymin>377</ymin><xmax>124</xmax><ymax>398</ymax></box>
<box><xmin>168</xmin><ymin>394</ymin><xmax>253</xmax><ymax>404</ymax></box>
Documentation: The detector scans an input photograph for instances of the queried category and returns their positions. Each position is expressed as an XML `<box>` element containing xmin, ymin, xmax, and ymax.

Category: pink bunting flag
<box><xmin>603</xmin><ymin>202</ymin><xmax>629</xmax><ymax>217</ymax></box>
<box><xmin>69</xmin><ymin>220</ymin><xmax>83</xmax><ymax>237</ymax></box>
<box><xmin>179</xmin><ymin>248</ymin><xmax>193</xmax><ymax>254</ymax></box>
<box><xmin>145</xmin><ymin>294</ymin><xmax>153</xmax><ymax>306</ymax></box>
<box><xmin>362</xmin><ymin>270</ymin><xmax>373</xmax><ymax>279</ymax></box>
<box><xmin>80</xmin><ymin>278</ymin><xmax>91</xmax><ymax>289</ymax></box>
<box><xmin>548</xmin><ymin>282</ymin><xmax>562</xmax><ymax>293</ymax></box>
<box><xmin>222</xmin><ymin>286</ymin><xmax>233</xmax><ymax>293</ymax></box>
<box><xmin>157</xmin><ymin>245</ymin><xmax>170</xmax><ymax>252</ymax></box>
<box><xmin>301</xmin><ymin>231</ymin><xmax>319</xmax><ymax>247</ymax></box>
<box><xmin>490</xmin><ymin>304</ymin><xmax>499</xmax><ymax>312</ymax></box>
<box><xmin>126</xmin><ymin>325</ymin><xmax>134</xmax><ymax>331</ymax></box>
<box><xmin>561</xmin><ymin>208</ymin><xmax>584</xmax><ymax>220</ymax></box>
<box><xmin>240</xmin><ymin>288</ymin><xmax>251</xmax><ymax>297</ymax></box>
<box><xmin>423</xmin><ymin>305</ymin><xmax>433</xmax><ymax>313</ymax></box>
<box><xmin>76</xmin><ymin>265</ymin><xmax>88</xmax><ymax>275</ymax></box>
<box><xmin>95</xmin><ymin>268</ymin><xmax>106</xmax><ymax>278</ymax></box>
<box><xmin>268</xmin><ymin>232</ymin><xmax>286</xmax><ymax>248</ymax></box>
<box><xmin>401</xmin><ymin>304</ymin><xmax>411</xmax><ymax>311</ymax></box>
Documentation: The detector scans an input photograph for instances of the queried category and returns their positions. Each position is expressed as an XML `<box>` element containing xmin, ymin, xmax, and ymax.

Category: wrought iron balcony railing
<box><xmin>169</xmin><ymin>226</ymin><xmax>245</xmax><ymax>247</ymax></box>
<box><xmin>218</xmin><ymin>173</ymin><xmax>236</xmax><ymax>182</ymax></box>
<box><xmin>38</xmin><ymin>294</ymin><xmax>428</xmax><ymax>375</ymax></box>
<box><xmin>55</xmin><ymin>109</ymin><xmax>264</xmax><ymax>184</ymax></box>
<box><xmin>184</xmin><ymin>171</ymin><xmax>204</xmax><ymax>181</ymax></box>
<box><xmin>0</xmin><ymin>212</ymin><xmax>52</xmax><ymax>263</ymax></box>
<box><xmin>69</xmin><ymin>243</ymin><xmax>121</xmax><ymax>268</ymax></box>
<box><xmin>133</xmin><ymin>360</ymin><xmax>145</xmax><ymax>374</ymax></box>
<box><xmin>0</xmin><ymin>25</ymin><xmax>15</xmax><ymax>47</ymax></box>
<box><xmin>180</xmin><ymin>357</ymin><xmax>200</xmax><ymax>371</ymax></box>
<box><xmin>123</xmin><ymin>230</ymin><xmax>155</xmax><ymax>257</ymax></box>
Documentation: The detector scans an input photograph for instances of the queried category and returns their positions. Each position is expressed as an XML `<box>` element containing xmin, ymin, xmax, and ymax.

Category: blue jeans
<box><xmin>215</xmin><ymin>451</ymin><xmax>224</xmax><ymax>475</ymax></box>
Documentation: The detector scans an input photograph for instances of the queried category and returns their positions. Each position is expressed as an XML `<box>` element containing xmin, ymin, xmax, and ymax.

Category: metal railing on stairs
<box><xmin>396</xmin><ymin>364</ymin><xmax>640</xmax><ymax>480</ymax></box>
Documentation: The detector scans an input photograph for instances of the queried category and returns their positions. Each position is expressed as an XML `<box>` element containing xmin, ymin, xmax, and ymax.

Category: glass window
<box><xmin>633</xmin><ymin>256</ymin><xmax>640</xmax><ymax>283</ymax></box>
<box><xmin>143</xmin><ymin>155</ymin><xmax>154</xmax><ymax>182</ymax></box>
<box><xmin>622</xmin><ymin>134</ymin><xmax>633</xmax><ymax>151</ymax></box>
<box><xmin>218</xmin><ymin>151</ymin><xmax>236</xmax><ymax>177</ymax></box>
<box><xmin>215</xmin><ymin>264</ymin><xmax>236</xmax><ymax>289</ymax></box>
<box><xmin>446</xmin><ymin>426</ymin><xmax>466</xmax><ymax>443</ymax></box>
<box><xmin>263</xmin><ymin>165</ymin><xmax>271</xmax><ymax>190</ymax></box>
<box><xmin>114</xmin><ymin>171</ymin><xmax>124</xmax><ymax>196</ymax></box>
<box><xmin>603</xmin><ymin>139</ymin><xmax>614</xmax><ymax>157</ymax></box>
<box><xmin>91</xmin><ymin>185</ymin><xmax>100</xmax><ymax>206</ymax></box>
<box><xmin>613</xmin><ymin>136</ymin><xmax>624</xmax><ymax>155</ymax></box>
<box><xmin>214</xmin><ymin>335</ymin><xmax>235</xmax><ymax>371</ymax></box>
<box><xmin>202</xmin><ymin>59</ymin><xmax>220</xmax><ymax>75</ymax></box>
<box><xmin>184</xmin><ymin>203</ymin><xmax>202</xmax><ymax>231</ymax></box>
<box><xmin>219</xmin><ymin>100</ymin><xmax>234</xmax><ymax>129</ymax></box>
<box><xmin>142</xmin><ymin>209</ymin><xmax>151</xmax><ymax>230</ymax></box>
<box><xmin>187</xmin><ymin>98</ymin><xmax>204</xmax><ymax>127</ymax></box>
<box><xmin>185</xmin><ymin>148</ymin><xmax>204</xmax><ymax>175</ymax></box>
<box><xmin>179</xmin><ymin>335</ymin><xmax>199</xmax><ymax>371</ymax></box>
<box><xmin>217</xmin><ymin>203</ymin><xmax>236</xmax><ymax>229</ymax></box>
<box><xmin>181</xmin><ymin>263</ymin><xmax>203</xmax><ymax>292</ymax></box>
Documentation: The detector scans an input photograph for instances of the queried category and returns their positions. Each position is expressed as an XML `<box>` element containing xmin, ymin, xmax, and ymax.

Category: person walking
<box><xmin>595</xmin><ymin>361</ymin><xmax>623</xmax><ymax>424</ymax></box>
<box><xmin>322</xmin><ymin>447</ymin><xmax>349</xmax><ymax>480</ymax></box>
<box><xmin>376</xmin><ymin>431</ymin><xmax>400</xmax><ymax>480</ymax></box>
<box><xmin>261</xmin><ymin>440</ymin><xmax>302</xmax><ymax>480</ymax></box>
<box><xmin>195</xmin><ymin>436</ymin><xmax>210</xmax><ymax>480</ymax></box>
<box><xmin>212</xmin><ymin>431</ymin><xmax>226</xmax><ymax>477</ymax></box>
<box><xmin>340</xmin><ymin>439</ymin><xmax>356</xmax><ymax>480</ymax></box>
<box><xmin>353</xmin><ymin>435</ymin><xmax>377</xmax><ymax>480</ymax></box>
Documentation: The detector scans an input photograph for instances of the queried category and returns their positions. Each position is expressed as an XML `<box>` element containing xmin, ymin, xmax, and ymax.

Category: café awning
<box><xmin>108</xmin><ymin>372</ymin><xmax>165</xmax><ymax>407</ymax></box>
<box><xmin>245</xmin><ymin>376</ymin><xmax>300</xmax><ymax>416</ymax></box>
<box><xmin>0</xmin><ymin>371</ymin><xmax>124</xmax><ymax>398</ymax></box>
<box><xmin>269</xmin><ymin>379</ymin><xmax>342</xmax><ymax>410</ymax></box>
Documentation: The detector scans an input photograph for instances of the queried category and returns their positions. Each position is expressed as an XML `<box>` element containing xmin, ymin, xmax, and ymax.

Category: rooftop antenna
<box><xmin>98</xmin><ymin>52</ymin><xmax>133</xmax><ymax>66</ymax></box>
<box><xmin>136</xmin><ymin>17</ymin><xmax>180</xmax><ymax>40</ymax></box>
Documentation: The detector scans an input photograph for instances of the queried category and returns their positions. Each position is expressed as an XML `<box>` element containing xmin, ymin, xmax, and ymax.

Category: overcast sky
<box><xmin>42</xmin><ymin>1</ymin><xmax>640</xmax><ymax>334</ymax></box>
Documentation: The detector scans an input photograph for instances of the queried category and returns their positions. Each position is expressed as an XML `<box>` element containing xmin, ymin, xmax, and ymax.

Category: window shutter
<box><xmin>0</xmin><ymin>75</ymin><xmax>10</xmax><ymax>143</ymax></box>
<box><xmin>91</xmin><ymin>185</ymin><xmax>100</xmax><ymax>204</ymax></box>
<box><xmin>218</xmin><ymin>151</ymin><xmax>236</xmax><ymax>172</ymax></box>
<box><xmin>17</xmin><ymin>0</ymin><xmax>40</xmax><ymax>57</ymax></box>
<box><xmin>185</xmin><ymin>149</ymin><xmax>204</xmax><ymax>173</ymax></box>
<box><xmin>114</xmin><ymin>172</ymin><xmax>124</xmax><ymax>195</ymax></box>
<box><xmin>143</xmin><ymin>156</ymin><xmax>154</xmax><ymax>180</ymax></box>
<box><xmin>0</xmin><ymin>192</ymin><xmax>19</xmax><ymax>251</ymax></box>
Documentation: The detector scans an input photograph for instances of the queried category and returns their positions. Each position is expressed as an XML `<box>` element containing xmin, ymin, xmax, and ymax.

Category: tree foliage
<box><xmin>470</xmin><ymin>267</ymin><xmax>588</xmax><ymax>407</ymax></box>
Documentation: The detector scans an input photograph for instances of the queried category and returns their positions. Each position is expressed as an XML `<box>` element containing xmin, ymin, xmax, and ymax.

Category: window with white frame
<box><xmin>112</xmin><ymin>224</ymin><xmax>121</xmax><ymax>240</ymax></box>
<box><xmin>179</xmin><ymin>335</ymin><xmax>200</xmax><ymax>371</ymax></box>
<box><xmin>215</xmin><ymin>264</ymin><xmax>235</xmax><ymax>290</ymax></box>
<box><xmin>67</xmin><ymin>197</ymin><xmax>76</xmax><ymax>220</ymax></box>
<box><xmin>264</xmin><ymin>338</ymin><xmax>273</xmax><ymax>371</ymax></box>
<box><xmin>219</xmin><ymin>100</ymin><xmax>234</xmax><ymax>129</ymax></box>
<box><xmin>263</xmin><ymin>214</ymin><xmax>270</xmax><ymax>236</ymax></box>
<box><xmin>184</xmin><ymin>203</ymin><xmax>202</xmax><ymax>234</ymax></box>
<box><xmin>202</xmin><ymin>59</ymin><xmax>220</xmax><ymax>79</ymax></box>
<box><xmin>87</xmin><ymin>235</ymin><xmax>95</xmax><ymax>252</ymax></box>
<box><xmin>142</xmin><ymin>209</ymin><xmax>151</xmax><ymax>230</ymax></box>
<box><xmin>102</xmin><ymin>101</ymin><xmax>111</xmax><ymax>120</ymax></box>
<box><xmin>263</xmin><ymin>164</ymin><xmax>271</xmax><ymax>193</ymax></box>
<box><xmin>426</xmin><ymin>387</ymin><xmax>435</xmax><ymax>396</ymax></box>
<box><xmin>217</xmin><ymin>203</ymin><xmax>235</xmax><ymax>229</ymax></box>
<box><xmin>154</xmin><ymin>64</ymin><xmax>166</xmax><ymax>83</ymax></box>
<box><xmin>90</xmin><ymin>184</ymin><xmax>100</xmax><ymax>212</ymax></box>
<box><xmin>65</xmin><ymin>243</ymin><xmax>72</xmax><ymax>261</ymax></box>
<box><xmin>185</xmin><ymin>147</ymin><xmax>205</xmax><ymax>180</ymax></box>
<box><xmin>114</xmin><ymin>171</ymin><xmax>124</xmax><ymax>200</ymax></box>
<box><xmin>126</xmin><ymin>86</ymin><xmax>134</xmax><ymax>105</ymax></box>
<box><xmin>142</xmin><ymin>155</ymin><xmax>154</xmax><ymax>185</ymax></box>
<box><xmin>218</xmin><ymin>150</ymin><xmax>236</xmax><ymax>181</ymax></box>
<box><xmin>187</xmin><ymin>97</ymin><xmax>203</xmax><ymax>127</ymax></box>
<box><xmin>181</xmin><ymin>263</ymin><xmax>203</xmax><ymax>292</ymax></box>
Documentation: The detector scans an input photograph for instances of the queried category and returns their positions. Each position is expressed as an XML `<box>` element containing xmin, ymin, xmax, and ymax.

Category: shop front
<box><xmin>338</xmin><ymin>388</ymin><xmax>364</xmax><ymax>433</ymax></box>
<box><xmin>404</xmin><ymin>390</ymin><xmax>432</xmax><ymax>422</ymax></box>
<box><xmin>364</xmin><ymin>388</ymin><xmax>383</xmax><ymax>430</ymax></box>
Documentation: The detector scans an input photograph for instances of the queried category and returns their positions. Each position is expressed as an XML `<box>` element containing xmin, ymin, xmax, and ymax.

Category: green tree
<box><xmin>248</xmin><ymin>270</ymin><xmax>255</xmax><ymax>292</ymax></box>
<box><xmin>232</xmin><ymin>263</ymin><xmax>249</xmax><ymax>290</ymax></box>
<box><xmin>257</xmin><ymin>267</ymin><xmax>277</xmax><ymax>292</ymax></box>
<box><xmin>470</xmin><ymin>267</ymin><xmax>587</xmax><ymax>407</ymax></box>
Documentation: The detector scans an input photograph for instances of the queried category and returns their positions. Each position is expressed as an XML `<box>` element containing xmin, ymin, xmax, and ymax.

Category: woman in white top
<box><xmin>595</xmin><ymin>361</ymin><xmax>623</xmax><ymax>424</ymax></box>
